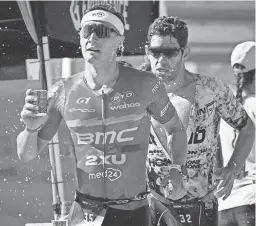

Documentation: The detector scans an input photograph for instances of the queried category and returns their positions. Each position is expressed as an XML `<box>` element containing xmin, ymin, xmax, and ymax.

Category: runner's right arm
<box><xmin>147</xmin><ymin>81</ymin><xmax>188</xmax><ymax>166</ymax></box>
<box><xmin>17</xmin><ymin>81</ymin><xmax>64</xmax><ymax>162</ymax></box>
<box><xmin>147</xmin><ymin>79</ymin><xmax>188</xmax><ymax>200</ymax></box>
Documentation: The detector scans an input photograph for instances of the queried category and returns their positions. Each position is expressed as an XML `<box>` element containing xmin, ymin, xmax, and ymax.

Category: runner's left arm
<box><xmin>147</xmin><ymin>81</ymin><xmax>188</xmax><ymax>166</ymax></box>
<box><xmin>216</xmin><ymin>80</ymin><xmax>255</xmax><ymax>176</ymax></box>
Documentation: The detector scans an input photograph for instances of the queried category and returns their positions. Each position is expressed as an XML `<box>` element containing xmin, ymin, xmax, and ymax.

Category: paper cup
<box><xmin>30</xmin><ymin>90</ymin><xmax>48</xmax><ymax>116</ymax></box>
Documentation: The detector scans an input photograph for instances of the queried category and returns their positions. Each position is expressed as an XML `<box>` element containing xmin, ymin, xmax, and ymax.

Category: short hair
<box><xmin>147</xmin><ymin>16</ymin><xmax>188</xmax><ymax>48</ymax></box>
<box><xmin>84</xmin><ymin>3</ymin><xmax>125</xmax><ymax>26</ymax></box>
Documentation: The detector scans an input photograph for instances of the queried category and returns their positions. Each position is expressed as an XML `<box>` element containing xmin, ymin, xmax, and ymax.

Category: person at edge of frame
<box><xmin>218</xmin><ymin>41</ymin><xmax>256</xmax><ymax>226</ymax></box>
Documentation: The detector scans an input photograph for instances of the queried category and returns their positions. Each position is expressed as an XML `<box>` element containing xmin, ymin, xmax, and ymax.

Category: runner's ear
<box><xmin>182</xmin><ymin>46</ymin><xmax>190</xmax><ymax>61</ymax></box>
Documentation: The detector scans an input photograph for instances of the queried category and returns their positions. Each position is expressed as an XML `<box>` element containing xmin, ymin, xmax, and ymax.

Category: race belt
<box><xmin>75</xmin><ymin>190</ymin><xmax>149</xmax><ymax>207</ymax></box>
<box><xmin>150</xmin><ymin>188</ymin><xmax>216</xmax><ymax>207</ymax></box>
<box><xmin>68</xmin><ymin>191</ymin><xmax>149</xmax><ymax>226</ymax></box>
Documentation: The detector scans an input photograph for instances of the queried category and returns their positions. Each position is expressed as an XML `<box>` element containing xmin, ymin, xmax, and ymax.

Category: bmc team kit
<box><xmin>52</xmin><ymin>66</ymin><xmax>175</xmax><ymax>226</ymax></box>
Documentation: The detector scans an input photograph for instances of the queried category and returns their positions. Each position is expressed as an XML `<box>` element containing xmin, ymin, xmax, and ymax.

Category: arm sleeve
<box><xmin>215</xmin><ymin>80</ymin><xmax>249</xmax><ymax>131</ymax></box>
<box><xmin>38</xmin><ymin>80</ymin><xmax>65</xmax><ymax>141</ymax></box>
<box><xmin>147</xmin><ymin>81</ymin><xmax>176</xmax><ymax>124</ymax></box>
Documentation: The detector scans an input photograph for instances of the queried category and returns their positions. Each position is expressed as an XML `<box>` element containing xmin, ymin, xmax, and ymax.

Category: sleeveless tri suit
<box><xmin>147</xmin><ymin>74</ymin><xmax>249</xmax><ymax>226</ymax></box>
<box><xmin>39</xmin><ymin>65</ymin><xmax>176</xmax><ymax>226</ymax></box>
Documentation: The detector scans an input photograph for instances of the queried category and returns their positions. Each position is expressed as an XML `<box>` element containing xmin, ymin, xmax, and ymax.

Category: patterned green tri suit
<box><xmin>39</xmin><ymin>65</ymin><xmax>176</xmax><ymax>226</ymax></box>
<box><xmin>147</xmin><ymin>74</ymin><xmax>249</xmax><ymax>226</ymax></box>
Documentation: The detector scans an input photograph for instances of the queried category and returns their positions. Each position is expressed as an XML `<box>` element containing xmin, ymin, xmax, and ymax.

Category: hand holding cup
<box><xmin>20</xmin><ymin>89</ymin><xmax>55</xmax><ymax>130</ymax></box>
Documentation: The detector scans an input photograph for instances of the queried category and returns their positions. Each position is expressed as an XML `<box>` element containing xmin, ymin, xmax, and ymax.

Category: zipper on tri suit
<box><xmin>101</xmin><ymin>90</ymin><xmax>106</xmax><ymax>199</ymax></box>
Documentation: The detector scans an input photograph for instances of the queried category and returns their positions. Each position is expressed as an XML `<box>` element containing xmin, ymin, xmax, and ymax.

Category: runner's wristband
<box><xmin>25</xmin><ymin>126</ymin><xmax>41</xmax><ymax>133</ymax></box>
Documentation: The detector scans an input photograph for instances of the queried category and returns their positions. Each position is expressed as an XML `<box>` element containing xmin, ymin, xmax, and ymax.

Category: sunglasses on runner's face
<box><xmin>148</xmin><ymin>47</ymin><xmax>183</xmax><ymax>59</ymax></box>
<box><xmin>80</xmin><ymin>24</ymin><xmax>119</xmax><ymax>39</ymax></box>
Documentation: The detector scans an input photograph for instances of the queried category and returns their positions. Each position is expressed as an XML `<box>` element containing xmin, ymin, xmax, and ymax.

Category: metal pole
<box><xmin>42</xmin><ymin>36</ymin><xmax>65</xmax><ymax>219</ymax></box>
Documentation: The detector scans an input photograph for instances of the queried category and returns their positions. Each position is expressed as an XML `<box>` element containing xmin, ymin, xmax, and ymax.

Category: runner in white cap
<box><xmin>218</xmin><ymin>41</ymin><xmax>256</xmax><ymax>226</ymax></box>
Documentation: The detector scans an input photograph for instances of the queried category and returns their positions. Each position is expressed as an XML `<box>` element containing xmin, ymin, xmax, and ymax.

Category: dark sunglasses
<box><xmin>80</xmin><ymin>24</ymin><xmax>119</xmax><ymax>39</ymax></box>
<box><xmin>148</xmin><ymin>47</ymin><xmax>183</xmax><ymax>59</ymax></box>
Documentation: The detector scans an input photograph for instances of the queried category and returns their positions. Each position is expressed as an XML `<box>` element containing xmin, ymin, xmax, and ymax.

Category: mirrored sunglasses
<box><xmin>80</xmin><ymin>24</ymin><xmax>119</xmax><ymax>39</ymax></box>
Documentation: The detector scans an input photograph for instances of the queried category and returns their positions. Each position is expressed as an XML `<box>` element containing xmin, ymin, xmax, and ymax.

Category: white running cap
<box><xmin>231</xmin><ymin>41</ymin><xmax>255</xmax><ymax>72</ymax></box>
<box><xmin>80</xmin><ymin>10</ymin><xmax>124</xmax><ymax>35</ymax></box>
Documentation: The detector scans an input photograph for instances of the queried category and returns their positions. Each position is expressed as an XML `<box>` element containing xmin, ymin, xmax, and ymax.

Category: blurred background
<box><xmin>0</xmin><ymin>1</ymin><xmax>254</xmax><ymax>225</ymax></box>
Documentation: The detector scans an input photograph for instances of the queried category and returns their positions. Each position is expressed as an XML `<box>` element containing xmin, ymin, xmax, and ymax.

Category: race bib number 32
<box><xmin>175</xmin><ymin>206</ymin><xmax>200</xmax><ymax>226</ymax></box>
<box><xmin>179</xmin><ymin>213</ymin><xmax>192</xmax><ymax>224</ymax></box>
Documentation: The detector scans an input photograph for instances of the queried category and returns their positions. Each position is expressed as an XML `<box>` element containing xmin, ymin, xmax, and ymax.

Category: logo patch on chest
<box><xmin>196</xmin><ymin>101</ymin><xmax>215</xmax><ymax>120</ymax></box>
